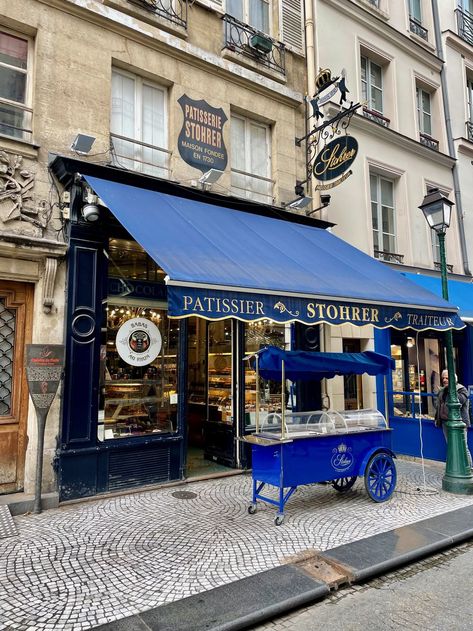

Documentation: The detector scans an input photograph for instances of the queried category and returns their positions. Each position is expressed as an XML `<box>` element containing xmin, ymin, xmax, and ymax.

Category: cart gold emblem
<box><xmin>331</xmin><ymin>443</ymin><xmax>354</xmax><ymax>472</ymax></box>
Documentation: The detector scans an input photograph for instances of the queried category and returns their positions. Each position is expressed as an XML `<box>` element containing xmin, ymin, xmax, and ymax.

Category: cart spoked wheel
<box><xmin>248</xmin><ymin>504</ymin><xmax>257</xmax><ymax>515</ymax></box>
<box><xmin>364</xmin><ymin>452</ymin><xmax>397</xmax><ymax>502</ymax></box>
<box><xmin>274</xmin><ymin>514</ymin><xmax>284</xmax><ymax>526</ymax></box>
<box><xmin>332</xmin><ymin>476</ymin><xmax>357</xmax><ymax>493</ymax></box>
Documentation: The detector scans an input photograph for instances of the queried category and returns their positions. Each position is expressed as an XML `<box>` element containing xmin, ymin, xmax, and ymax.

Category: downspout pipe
<box><xmin>432</xmin><ymin>0</ymin><xmax>471</xmax><ymax>275</ymax></box>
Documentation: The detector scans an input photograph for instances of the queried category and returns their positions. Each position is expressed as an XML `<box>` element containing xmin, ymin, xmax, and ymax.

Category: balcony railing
<box><xmin>467</xmin><ymin>120</ymin><xmax>473</xmax><ymax>142</ymax></box>
<box><xmin>231</xmin><ymin>167</ymin><xmax>273</xmax><ymax>205</ymax></box>
<box><xmin>456</xmin><ymin>7</ymin><xmax>473</xmax><ymax>45</ymax></box>
<box><xmin>110</xmin><ymin>133</ymin><xmax>171</xmax><ymax>178</ymax></box>
<box><xmin>222</xmin><ymin>15</ymin><xmax>285</xmax><ymax>76</ymax></box>
<box><xmin>419</xmin><ymin>132</ymin><xmax>439</xmax><ymax>151</ymax></box>
<box><xmin>366</xmin><ymin>0</ymin><xmax>380</xmax><ymax>7</ymax></box>
<box><xmin>0</xmin><ymin>101</ymin><xmax>33</xmax><ymax>142</ymax></box>
<box><xmin>374</xmin><ymin>249</ymin><xmax>404</xmax><ymax>264</ymax></box>
<box><xmin>409</xmin><ymin>16</ymin><xmax>428</xmax><ymax>40</ymax></box>
<box><xmin>128</xmin><ymin>0</ymin><xmax>187</xmax><ymax>28</ymax></box>
<box><xmin>362</xmin><ymin>107</ymin><xmax>390</xmax><ymax>127</ymax></box>
<box><xmin>434</xmin><ymin>261</ymin><xmax>454</xmax><ymax>274</ymax></box>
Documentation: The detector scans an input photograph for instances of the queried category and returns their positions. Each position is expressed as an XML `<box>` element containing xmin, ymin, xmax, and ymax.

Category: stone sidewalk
<box><xmin>1</xmin><ymin>459</ymin><xmax>473</xmax><ymax>631</ymax></box>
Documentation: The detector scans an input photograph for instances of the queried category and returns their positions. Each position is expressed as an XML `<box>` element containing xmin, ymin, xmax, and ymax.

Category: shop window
<box><xmin>343</xmin><ymin>339</ymin><xmax>363</xmax><ymax>410</ymax></box>
<box><xmin>231</xmin><ymin>114</ymin><xmax>272</xmax><ymax>204</ymax></box>
<box><xmin>243</xmin><ymin>321</ymin><xmax>288</xmax><ymax>428</ymax></box>
<box><xmin>370</xmin><ymin>173</ymin><xmax>398</xmax><ymax>262</ymax></box>
<box><xmin>0</xmin><ymin>30</ymin><xmax>32</xmax><ymax>141</ymax></box>
<box><xmin>110</xmin><ymin>68</ymin><xmax>169</xmax><ymax>178</ymax></box>
<box><xmin>98</xmin><ymin>239</ymin><xmax>178</xmax><ymax>440</ymax></box>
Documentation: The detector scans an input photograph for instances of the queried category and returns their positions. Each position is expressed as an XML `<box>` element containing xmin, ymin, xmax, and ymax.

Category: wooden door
<box><xmin>0</xmin><ymin>281</ymin><xmax>33</xmax><ymax>494</ymax></box>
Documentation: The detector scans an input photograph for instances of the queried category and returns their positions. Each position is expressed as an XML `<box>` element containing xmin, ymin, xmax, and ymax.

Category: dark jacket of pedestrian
<box><xmin>435</xmin><ymin>383</ymin><xmax>470</xmax><ymax>427</ymax></box>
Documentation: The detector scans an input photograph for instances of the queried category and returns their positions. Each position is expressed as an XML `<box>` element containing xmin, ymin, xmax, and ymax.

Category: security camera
<box><xmin>82</xmin><ymin>203</ymin><xmax>100</xmax><ymax>222</ymax></box>
<box><xmin>320</xmin><ymin>194</ymin><xmax>331</xmax><ymax>206</ymax></box>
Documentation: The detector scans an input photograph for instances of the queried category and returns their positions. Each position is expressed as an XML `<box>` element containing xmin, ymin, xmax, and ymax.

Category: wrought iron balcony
<box><xmin>434</xmin><ymin>261</ymin><xmax>454</xmax><ymax>274</ymax></box>
<box><xmin>128</xmin><ymin>0</ymin><xmax>187</xmax><ymax>28</ymax></box>
<box><xmin>366</xmin><ymin>0</ymin><xmax>380</xmax><ymax>6</ymax></box>
<box><xmin>456</xmin><ymin>7</ymin><xmax>473</xmax><ymax>45</ymax></box>
<box><xmin>409</xmin><ymin>17</ymin><xmax>428</xmax><ymax>40</ymax></box>
<box><xmin>222</xmin><ymin>15</ymin><xmax>285</xmax><ymax>75</ymax></box>
<box><xmin>467</xmin><ymin>120</ymin><xmax>473</xmax><ymax>142</ymax></box>
<box><xmin>374</xmin><ymin>249</ymin><xmax>404</xmax><ymax>264</ymax></box>
<box><xmin>362</xmin><ymin>107</ymin><xmax>390</xmax><ymax>128</ymax></box>
<box><xmin>419</xmin><ymin>132</ymin><xmax>439</xmax><ymax>151</ymax></box>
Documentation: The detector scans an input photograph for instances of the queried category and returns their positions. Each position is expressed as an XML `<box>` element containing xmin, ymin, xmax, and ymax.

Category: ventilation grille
<box><xmin>108</xmin><ymin>446</ymin><xmax>171</xmax><ymax>491</ymax></box>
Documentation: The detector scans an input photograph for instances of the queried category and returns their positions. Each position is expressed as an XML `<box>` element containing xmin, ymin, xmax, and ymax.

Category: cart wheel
<box><xmin>332</xmin><ymin>476</ymin><xmax>357</xmax><ymax>493</ymax></box>
<box><xmin>274</xmin><ymin>514</ymin><xmax>284</xmax><ymax>526</ymax></box>
<box><xmin>248</xmin><ymin>504</ymin><xmax>257</xmax><ymax>515</ymax></box>
<box><xmin>364</xmin><ymin>452</ymin><xmax>397</xmax><ymax>502</ymax></box>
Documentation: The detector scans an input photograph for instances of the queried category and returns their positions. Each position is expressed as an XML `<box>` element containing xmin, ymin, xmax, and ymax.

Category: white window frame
<box><xmin>230</xmin><ymin>113</ymin><xmax>272</xmax><ymax>204</ymax></box>
<box><xmin>110</xmin><ymin>68</ymin><xmax>169</xmax><ymax>177</ymax></box>
<box><xmin>226</xmin><ymin>0</ymin><xmax>270</xmax><ymax>33</ymax></box>
<box><xmin>0</xmin><ymin>28</ymin><xmax>33</xmax><ymax>141</ymax></box>
<box><xmin>467</xmin><ymin>75</ymin><xmax>473</xmax><ymax>123</ymax></box>
<box><xmin>460</xmin><ymin>0</ymin><xmax>473</xmax><ymax>15</ymax></box>
<box><xmin>416</xmin><ymin>85</ymin><xmax>432</xmax><ymax>136</ymax></box>
<box><xmin>370</xmin><ymin>173</ymin><xmax>396</xmax><ymax>257</ymax></box>
<box><xmin>409</xmin><ymin>0</ymin><xmax>422</xmax><ymax>22</ymax></box>
<box><xmin>361</xmin><ymin>55</ymin><xmax>384</xmax><ymax>114</ymax></box>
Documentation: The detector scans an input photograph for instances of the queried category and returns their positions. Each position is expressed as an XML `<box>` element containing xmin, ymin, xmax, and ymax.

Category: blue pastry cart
<box><xmin>242</xmin><ymin>346</ymin><xmax>397</xmax><ymax>525</ymax></box>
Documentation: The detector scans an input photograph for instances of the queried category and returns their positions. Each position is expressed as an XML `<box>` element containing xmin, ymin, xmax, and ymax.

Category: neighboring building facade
<box><xmin>0</xmin><ymin>0</ymin><xmax>310</xmax><ymax>500</ymax></box>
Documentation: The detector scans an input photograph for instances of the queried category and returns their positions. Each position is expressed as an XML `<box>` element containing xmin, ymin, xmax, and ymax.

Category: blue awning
<box><xmin>401</xmin><ymin>272</ymin><xmax>473</xmax><ymax>322</ymax></box>
<box><xmin>84</xmin><ymin>175</ymin><xmax>463</xmax><ymax>332</ymax></box>
<box><xmin>254</xmin><ymin>346</ymin><xmax>395</xmax><ymax>381</ymax></box>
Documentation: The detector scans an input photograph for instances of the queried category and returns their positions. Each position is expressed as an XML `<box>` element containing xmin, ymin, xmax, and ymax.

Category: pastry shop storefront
<box><xmin>50</xmin><ymin>157</ymin><xmax>463</xmax><ymax>501</ymax></box>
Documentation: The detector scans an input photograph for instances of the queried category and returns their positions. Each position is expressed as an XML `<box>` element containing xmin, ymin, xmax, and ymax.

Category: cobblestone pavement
<box><xmin>1</xmin><ymin>459</ymin><xmax>473</xmax><ymax>630</ymax></box>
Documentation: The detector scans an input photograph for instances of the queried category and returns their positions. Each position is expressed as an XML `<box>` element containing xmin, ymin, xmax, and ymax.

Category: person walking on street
<box><xmin>435</xmin><ymin>369</ymin><xmax>472</xmax><ymax>468</ymax></box>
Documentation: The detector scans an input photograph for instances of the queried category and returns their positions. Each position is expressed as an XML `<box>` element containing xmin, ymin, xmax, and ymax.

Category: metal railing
<box><xmin>222</xmin><ymin>15</ymin><xmax>285</xmax><ymax>76</ymax></box>
<box><xmin>110</xmin><ymin>133</ymin><xmax>171</xmax><ymax>178</ymax></box>
<box><xmin>419</xmin><ymin>132</ymin><xmax>439</xmax><ymax>151</ymax></box>
<box><xmin>0</xmin><ymin>101</ymin><xmax>33</xmax><ymax>142</ymax></box>
<box><xmin>366</xmin><ymin>0</ymin><xmax>380</xmax><ymax>6</ymax></box>
<box><xmin>128</xmin><ymin>0</ymin><xmax>187</xmax><ymax>28</ymax></box>
<box><xmin>362</xmin><ymin>107</ymin><xmax>390</xmax><ymax>128</ymax></box>
<box><xmin>456</xmin><ymin>7</ymin><xmax>473</xmax><ymax>45</ymax></box>
<box><xmin>374</xmin><ymin>249</ymin><xmax>404</xmax><ymax>264</ymax></box>
<box><xmin>231</xmin><ymin>167</ymin><xmax>273</xmax><ymax>204</ymax></box>
<box><xmin>467</xmin><ymin>120</ymin><xmax>473</xmax><ymax>142</ymax></box>
<box><xmin>409</xmin><ymin>16</ymin><xmax>428</xmax><ymax>40</ymax></box>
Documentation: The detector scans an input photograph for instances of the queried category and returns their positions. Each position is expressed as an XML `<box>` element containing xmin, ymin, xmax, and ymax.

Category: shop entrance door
<box><xmin>0</xmin><ymin>281</ymin><xmax>33</xmax><ymax>494</ymax></box>
<box><xmin>186</xmin><ymin>318</ymin><xmax>234</xmax><ymax>476</ymax></box>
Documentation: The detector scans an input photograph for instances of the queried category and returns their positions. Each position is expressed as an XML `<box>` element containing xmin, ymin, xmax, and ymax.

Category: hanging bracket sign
<box><xmin>177</xmin><ymin>95</ymin><xmax>228</xmax><ymax>173</ymax></box>
<box><xmin>313</xmin><ymin>136</ymin><xmax>358</xmax><ymax>189</ymax></box>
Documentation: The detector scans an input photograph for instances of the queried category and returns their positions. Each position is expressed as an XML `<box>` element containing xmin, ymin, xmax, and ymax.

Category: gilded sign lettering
<box><xmin>313</xmin><ymin>136</ymin><xmax>358</xmax><ymax>182</ymax></box>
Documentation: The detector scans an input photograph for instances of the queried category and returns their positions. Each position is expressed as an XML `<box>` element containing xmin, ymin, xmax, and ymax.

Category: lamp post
<box><xmin>419</xmin><ymin>189</ymin><xmax>473</xmax><ymax>494</ymax></box>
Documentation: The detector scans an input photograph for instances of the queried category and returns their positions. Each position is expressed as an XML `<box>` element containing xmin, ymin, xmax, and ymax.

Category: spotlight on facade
<box><xmin>198</xmin><ymin>169</ymin><xmax>223</xmax><ymax>188</ymax></box>
<box><xmin>285</xmin><ymin>196</ymin><xmax>312</xmax><ymax>210</ymax></box>
<box><xmin>71</xmin><ymin>133</ymin><xmax>96</xmax><ymax>154</ymax></box>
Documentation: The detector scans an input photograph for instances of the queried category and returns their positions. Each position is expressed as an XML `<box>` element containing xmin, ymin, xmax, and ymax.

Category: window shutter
<box><xmin>280</xmin><ymin>0</ymin><xmax>304</xmax><ymax>53</ymax></box>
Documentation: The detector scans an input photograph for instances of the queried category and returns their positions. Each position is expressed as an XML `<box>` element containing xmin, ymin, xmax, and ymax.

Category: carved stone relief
<box><xmin>0</xmin><ymin>151</ymin><xmax>51</xmax><ymax>238</ymax></box>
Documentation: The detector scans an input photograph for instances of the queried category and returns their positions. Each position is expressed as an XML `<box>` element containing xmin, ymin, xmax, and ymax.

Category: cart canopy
<box><xmin>254</xmin><ymin>346</ymin><xmax>395</xmax><ymax>381</ymax></box>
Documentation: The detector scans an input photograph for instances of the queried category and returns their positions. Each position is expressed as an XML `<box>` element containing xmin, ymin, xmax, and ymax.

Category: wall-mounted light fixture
<box><xmin>198</xmin><ymin>169</ymin><xmax>223</xmax><ymax>190</ymax></box>
<box><xmin>71</xmin><ymin>133</ymin><xmax>96</xmax><ymax>155</ymax></box>
<box><xmin>82</xmin><ymin>186</ymin><xmax>106</xmax><ymax>222</ymax></box>
<box><xmin>284</xmin><ymin>195</ymin><xmax>313</xmax><ymax>210</ymax></box>
<box><xmin>306</xmin><ymin>194</ymin><xmax>331</xmax><ymax>216</ymax></box>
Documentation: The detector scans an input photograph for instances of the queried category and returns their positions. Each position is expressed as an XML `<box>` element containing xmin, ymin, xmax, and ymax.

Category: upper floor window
<box><xmin>416</xmin><ymin>86</ymin><xmax>431</xmax><ymax>136</ymax></box>
<box><xmin>110</xmin><ymin>69</ymin><xmax>169</xmax><ymax>178</ymax></box>
<box><xmin>460</xmin><ymin>0</ymin><xmax>473</xmax><ymax>14</ymax></box>
<box><xmin>467</xmin><ymin>76</ymin><xmax>473</xmax><ymax>141</ymax></box>
<box><xmin>457</xmin><ymin>1</ymin><xmax>473</xmax><ymax>44</ymax></box>
<box><xmin>0</xmin><ymin>30</ymin><xmax>32</xmax><ymax>141</ymax></box>
<box><xmin>227</xmin><ymin>0</ymin><xmax>269</xmax><ymax>33</ymax></box>
<box><xmin>231</xmin><ymin>114</ymin><xmax>272</xmax><ymax>204</ymax></box>
<box><xmin>408</xmin><ymin>0</ymin><xmax>428</xmax><ymax>39</ymax></box>
<box><xmin>361</xmin><ymin>56</ymin><xmax>383</xmax><ymax>114</ymax></box>
<box><xmin>371</xmin><ymin>173</ymin><xmax>398</xmax><ymax>262</ymax></box>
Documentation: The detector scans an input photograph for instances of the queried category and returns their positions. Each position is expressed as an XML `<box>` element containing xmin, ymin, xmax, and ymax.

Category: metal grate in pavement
<box><xmin>0</xmin><ymin>505</ymin><xmax>17</xmax><ymax>539</ymax></box>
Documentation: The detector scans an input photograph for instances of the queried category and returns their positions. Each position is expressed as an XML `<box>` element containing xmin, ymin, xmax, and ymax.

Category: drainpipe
<box><xmin>432</xmin><ymin>0</ymin><xmax>471</xmax><ymax>275</ymax></box>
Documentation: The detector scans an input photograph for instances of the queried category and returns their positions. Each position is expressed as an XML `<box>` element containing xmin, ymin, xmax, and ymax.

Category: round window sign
<box><xmin>313</xmin><ymin>136</ymin><xmax>358</xmax><ymax>182</ymax></box>
<box><xmin>116</xmin><ymin>318</ymin><xmax>162</xmax><ymax>367</ymax></box>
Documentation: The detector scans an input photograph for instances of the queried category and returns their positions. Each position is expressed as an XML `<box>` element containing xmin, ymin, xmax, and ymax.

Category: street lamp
<box><xmin>419</xmin><ymin>188</ymin><xmax>473</xmax><ymax>494</ymax></box>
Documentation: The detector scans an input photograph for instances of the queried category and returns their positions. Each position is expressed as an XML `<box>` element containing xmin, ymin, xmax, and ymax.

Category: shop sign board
<box><xmin>177</xmin><ymin>95</ymin><xmax>228</xmax><ymax>173</ymax></box>
<box><xmin>313</xmin><ymin>136</ymin><xmax>358</xmax><ymax>182</ymax></box>
<box><xmin>116</xmin><ymin>318</ymin><xmax>162</xmax><ymax>366</ymax></box>
<box><xmin>25</xmin><ymin>344</ymin><xmax>64</xmax><ymax>414</ymax></box>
